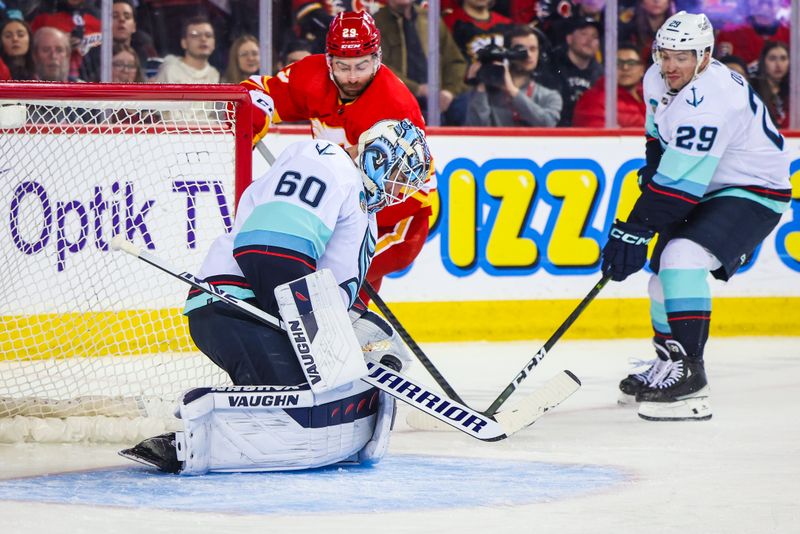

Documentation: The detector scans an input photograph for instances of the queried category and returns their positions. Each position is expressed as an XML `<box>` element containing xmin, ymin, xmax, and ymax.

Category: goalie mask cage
<box><xmin>0</xmin><ymin>82</ymin><xmax>253</xmax><ymax>443</ymax></box>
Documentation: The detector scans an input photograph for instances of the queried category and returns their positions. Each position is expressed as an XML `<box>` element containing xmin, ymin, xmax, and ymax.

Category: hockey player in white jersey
<box><xmin>120</xmin><ymin>119</ymin><xmax>432</xmax><ymax>473</ymax></box>
<box><xmin>601</xmin><ymin>12</ymin><xmax>792</xmax><ymax>421</ymax></box>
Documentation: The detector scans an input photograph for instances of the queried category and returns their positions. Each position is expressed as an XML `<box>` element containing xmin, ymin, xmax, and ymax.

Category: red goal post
<box><xmin>0</xmin><ymin>82</ymin><xmax>254</xmax><ymax>442</ymax></box>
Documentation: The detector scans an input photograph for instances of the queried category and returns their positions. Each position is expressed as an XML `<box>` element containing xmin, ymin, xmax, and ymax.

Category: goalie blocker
<box><xmin>275</xmin><ymin>269</ymin><xmax>369</xmax><ymax>394</ymax></box>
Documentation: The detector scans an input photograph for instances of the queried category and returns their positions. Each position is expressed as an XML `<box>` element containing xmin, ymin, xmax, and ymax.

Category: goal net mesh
<box><xmin>0</xmin><ymin>85</ymin><xmax>251</xmax><ymax>442</ymax></box>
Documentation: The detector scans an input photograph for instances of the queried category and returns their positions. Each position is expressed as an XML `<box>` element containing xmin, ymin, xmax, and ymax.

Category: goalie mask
<box><xmin>357</xmin><ymin>119</ymin><xmax>432</xmax><ymax>214</ymax></box>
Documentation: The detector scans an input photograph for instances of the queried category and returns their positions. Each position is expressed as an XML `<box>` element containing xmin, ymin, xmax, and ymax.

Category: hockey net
<box><xmin>0</xmin><ymin>83</ymin><xmax>253</xmax><ymax>443</ymax></box>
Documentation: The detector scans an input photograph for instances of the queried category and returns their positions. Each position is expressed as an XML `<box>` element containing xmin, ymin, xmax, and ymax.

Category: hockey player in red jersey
<box><xmin>241</xmin><ymin>11</ymin><xmax>432</xmax><ymax>302</ymax></box>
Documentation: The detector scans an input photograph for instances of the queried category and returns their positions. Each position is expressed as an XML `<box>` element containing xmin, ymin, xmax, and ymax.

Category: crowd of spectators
<box><xmin>0</xmin><ymin>0</ymin><xmax>793</xmax><ymax>128</ymax></box>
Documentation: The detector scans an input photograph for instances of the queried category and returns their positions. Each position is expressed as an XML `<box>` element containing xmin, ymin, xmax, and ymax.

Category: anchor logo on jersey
<box><xmin>686</xmin><ymin>87</ymin><xmax>704</xmax><ymax>107</ymax></box>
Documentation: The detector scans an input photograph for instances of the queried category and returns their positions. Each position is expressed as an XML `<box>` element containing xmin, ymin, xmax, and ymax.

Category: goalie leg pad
<box><xmin>176</xmin><ymin>381</ymin><xmax>380</xmax><ymax>475</ymax></box>
<box><xmin>275</xmin><ymin>269</ymin><xmax>367</xmax><ymax>394</ymax></box>
<box><xmin>357</xmin><ymin>391</ymin><xmax>396</xmax><ymax>465</ymax></box>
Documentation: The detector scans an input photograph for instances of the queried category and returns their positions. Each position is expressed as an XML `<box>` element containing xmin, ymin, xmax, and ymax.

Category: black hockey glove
<box><xmin>638</xmin><ymin>137</ymin><xmax>663</xmax><ymax>190</ymax></box>
<box><xmin>637</xmin><ymin>165</ymin><xmax>657</xmax><ymax>190</ymax></box>
<box><xmin>601</xmin><ymin>220</ymin><xmax>654</xmax><ymax>282</ymax></box>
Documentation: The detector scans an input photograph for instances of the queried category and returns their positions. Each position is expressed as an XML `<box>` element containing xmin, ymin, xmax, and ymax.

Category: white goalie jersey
<box><xmin>186</xmin><ymin>139</ymin><xmax>377</xmax><ymax>314</ymax></box>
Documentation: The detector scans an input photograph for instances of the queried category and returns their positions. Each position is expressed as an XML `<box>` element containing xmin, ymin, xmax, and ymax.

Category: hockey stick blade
<box><xmin>364</xmin><ymin>282</ymin><xmax>466</xmax><ymax>404</ymax></box>
<box><xmin>112</xmin><ymin>238</ymin><xmax>538</xmax><ymax>442</ymax></box>
<box><xmin>483</xmin><ymin>275</ymin><xmax>610</xmax><ymax>415</ymax></box>
<box><xmin>406</xmin><ymin>370</ymin><xmax>581</xmax><ymax>433</ymax></box>
<box><xmin>406</xmin><ymin>276</ymin><xmax>608</xmax><ymax>431</ymax></box>
<box><xmin>364</xmin><ymin>359</ymin><xmax>509</xmax><ymax>441</ymax></box>
<box><xmin>491</xmin><ymin>370</ymin><xmax>580</xmax><ymax>435</ymax></box>
<box><xmin>368</xmin><ymin>283</ymin><xmax>581</xmax><ymax>434</ymax></box>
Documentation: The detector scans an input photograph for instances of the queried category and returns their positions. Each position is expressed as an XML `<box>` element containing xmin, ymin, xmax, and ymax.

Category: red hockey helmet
<box><xmin>326</xmin><ymin>11</ymin><xmax>381</xmax><ymax>58</ymax></box>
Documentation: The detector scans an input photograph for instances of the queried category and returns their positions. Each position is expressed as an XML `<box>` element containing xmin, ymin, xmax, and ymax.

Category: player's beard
<box><xmin>332</xmin><ymin>73</ymin><xmax>374</xmax><ymax>100</ymax></box>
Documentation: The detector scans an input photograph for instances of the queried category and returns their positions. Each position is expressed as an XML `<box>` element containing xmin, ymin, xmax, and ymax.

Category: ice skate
<box><xmin>119</xmin><ymin>432</ymin><xmax>182</xmax><ymax>473</ymax></box>
<box><xmin>618</xmin><ymin>341</ymin><xmax>673</xmax><ymax>405</ymax></box>
<box><xmin>637</xmin><ymin>357</ymin><xmax>712</xmax><ymax>421</ymax></box>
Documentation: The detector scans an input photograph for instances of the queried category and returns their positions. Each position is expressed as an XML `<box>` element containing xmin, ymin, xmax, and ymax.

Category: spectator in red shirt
<box><xmin>752</xmin><ymin>40</ymin><xmax>790</xmax><ymax>129</ymax></box>
<box><xmin>1</xmin><ymin>18</ymin><xmax>35</xmax><ymax>80</ymax></box>
<box><xmin>0</xmin><ymin>56</ymin><xmax>10</xmax><ymax>79</ymax></box>
<box><xmin>716</xmin><ymin>0</ymin><xmax>790</xmax><ymax>72</ymax></box>
<box><xmin>447</xmin><ymin>0</ymin><xmax>539</xmax><ymax>24</ymax></box>
<box><xmin>443</xmin><ymin>0</ymin><xmax>514</xmax><ymax>63</ymax></box>
<box><xmin>31</xmin><ymin>0</ymin><xmax>101</xmax><ymax>80</ymax></box>
<box><xmin>572</xmin><ymin>42</ymin><xmax>645</xmax><ymax>127</ymax></box>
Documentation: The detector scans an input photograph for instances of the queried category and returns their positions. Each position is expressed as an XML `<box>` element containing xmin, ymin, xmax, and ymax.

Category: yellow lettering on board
<box><xmin>546</xmin><ymin>169</ymin><xmax>600</xmax><ymax>266</ymax></box>
<box><xmin>783</xmin><ymin>169</ymin><xmax>800</xmax><ymax>263</ymax></box>
<box><xmin>428</xmin><ymin>189</ymin><xmax>440</xmax><ymax>230</ymax></box>
<box><xmin>484</xmin><ymin>169</ymin><xmax>537</xmax><ymax>267</ymax></box>
<box><xmin>614</xmin><ymin>168</ymin><xmax>642</xmax><ymax>221</ymax></box>
<box><xmin>614</xmin><ymin>168</ymin><xmax>658</xmax><ymax>255</ymax></box>
<box><xmin>448</xmin><ymin>169</ymin><xmax>477</xmax><ymax>268</ymax></box>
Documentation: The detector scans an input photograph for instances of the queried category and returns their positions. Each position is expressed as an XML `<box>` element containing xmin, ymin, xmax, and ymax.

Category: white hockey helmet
<box><xmin>653</xmin><ymin>11</ymin><xmax>714</xmax><ymax>69</ymax></box>
<box><xmin>357</xmin><ymin>119</ymin><xmax>432</xmax><ymax>214</ymax></box>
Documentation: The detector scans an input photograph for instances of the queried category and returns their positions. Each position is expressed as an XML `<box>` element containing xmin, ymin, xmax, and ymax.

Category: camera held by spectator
<box><xmin>474</xmin><ymin>43</ymin><xmax>528</xmax><ymax>89</ymax></box>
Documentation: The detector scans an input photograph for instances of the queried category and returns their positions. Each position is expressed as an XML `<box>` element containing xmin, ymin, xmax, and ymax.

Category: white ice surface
<box><xmin>0</xmin><ymin>337</ymin><xmax>798</xmax><ymax>534</ymax></box>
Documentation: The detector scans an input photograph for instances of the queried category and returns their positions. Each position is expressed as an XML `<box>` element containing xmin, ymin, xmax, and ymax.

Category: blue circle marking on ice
<box><xmin>0</xmin><ymin>455</ymin><xmax>626</xmax><ymax>514</ymax></box>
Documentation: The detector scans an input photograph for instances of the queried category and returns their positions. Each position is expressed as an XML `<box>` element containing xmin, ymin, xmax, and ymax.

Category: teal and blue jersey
<box><xmin>632</xmin><ymin>60</ymin><xmax>792</xmax><ymax>231</ymax></box>
<box><xmin>185</xmin><ymin>139</ymin><xmax>376</xmax><ymax>316</ymax></box>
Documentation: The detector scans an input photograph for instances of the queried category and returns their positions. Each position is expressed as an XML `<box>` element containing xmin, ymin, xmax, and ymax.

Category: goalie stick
<box><xmin>255</xmin><ymin>140</ymin><xmax>276</xmax><ymax>165</ymax></box>
<box><xmin>405</xmin><ymin>274</ymin><xmax>610</xmax><ymax>431</ymax></box>
<box><xmin>110</xmin><ymin>236</ymin><xmax>580</xmax><ymax>441</ymax></box>
<box><xmin>364</xmin><ymin>282</ymin><xmax>466</xmax><ymax>405</ymax></box>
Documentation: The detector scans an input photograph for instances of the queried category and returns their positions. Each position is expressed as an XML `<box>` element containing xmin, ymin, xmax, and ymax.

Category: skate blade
<box><xmin>119</xmin><ymin>448</ymin><xmax>164</xmax><ymax>470</ymax></box>
<box><xmin>638</xmin><ymin>395</ymin><xmax>712</xmax><ymax>421</ymax></box>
